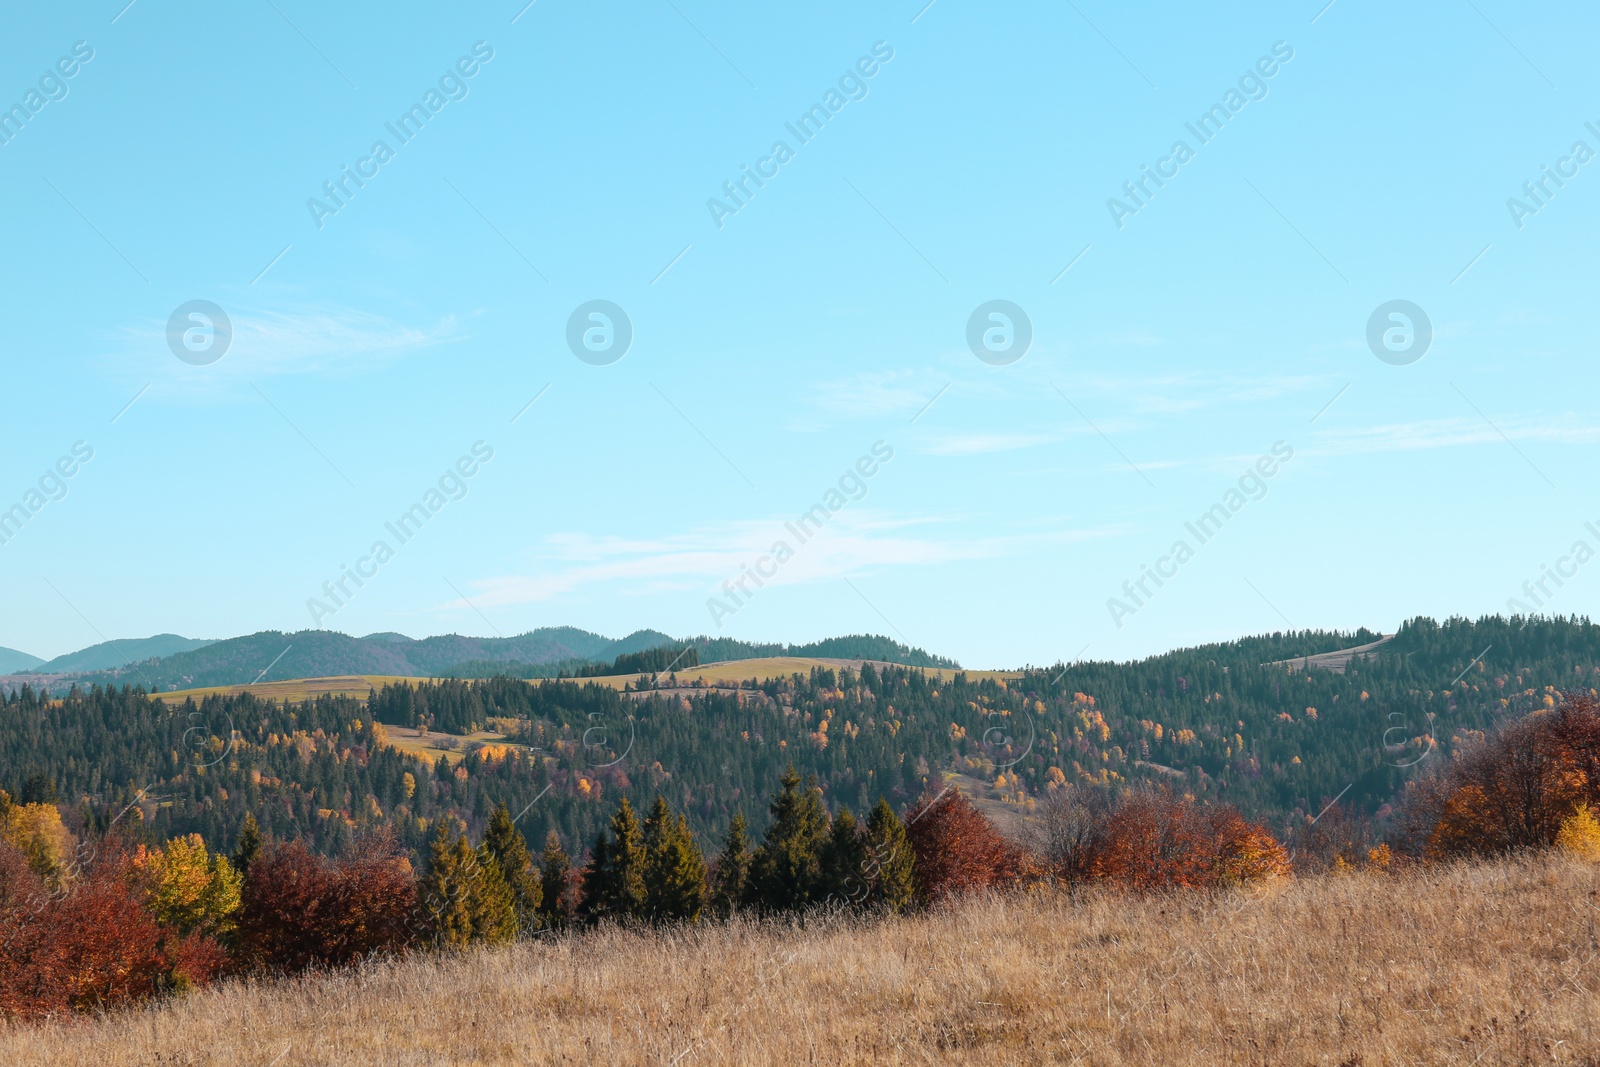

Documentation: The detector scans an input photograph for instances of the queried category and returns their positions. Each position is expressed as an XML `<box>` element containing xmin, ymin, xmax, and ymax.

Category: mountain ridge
<box><xmin>2</xmin><ymin>626</ymin><xmax>958</xmax><ymax>691</ymax></box>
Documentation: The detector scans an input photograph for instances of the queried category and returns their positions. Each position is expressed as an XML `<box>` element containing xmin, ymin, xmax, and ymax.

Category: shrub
<box><xmin>0</xmin><ymin>838</ymin><xmax>195</xmax><ymax>1019</ymax></box>
<box><xmin>1087</xmin><ymin>790</ymin><xmax>1289</xmax><ymax>891</ymax></box>
<box><xmin>903</xmin><ymin>787</ymin><xmax>1029</xmax><ymax>904</ymax></box>
<box><xmin>234</xmin><ymin>838</ymin><xmax>417</xmax><ymax>973</ymax></box>
<box><xmin>1403</xmin><ymin>690</ymin><xmax>1600</xmax><ymax>860</ymax></box>
<box><xmin>135</xmin><ymin>834</ymin><xmax>243</xmax><ymax>939</ymax></box>
<box><xmin>0</xmin><ymin>796</ymin><xmax>76</xmax><ymax>882</ymax></box>
<box><xmin>1555</xmin><ymin>804</ymin><xmax>1600</xmax><ymax>861</ymax></box>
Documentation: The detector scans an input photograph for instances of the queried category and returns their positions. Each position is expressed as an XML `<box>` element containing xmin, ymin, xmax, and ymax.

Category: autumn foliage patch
<box><xmin>903</xmin><ymin>788</ymin><xmax>1033</xmax><ymax>903</ymax></box>
<box><xmin>1400</xmin><ymin>689</ymin><xmax>1600</xmax><ymax>860</ymax></box>
<box><xmin>0</xmin><ymin>840</ymin><xmax>194</xmax><ymax>1018</ymax></box>
<box><xmin>233</xmin><ymin>838</ymin><xmax>417</xmax><ymax>974</ymax></box>
<box><xmin>1084</xmin><ymin>790</ymin><xmax>1290</xmax><ymax>891</ymax></box>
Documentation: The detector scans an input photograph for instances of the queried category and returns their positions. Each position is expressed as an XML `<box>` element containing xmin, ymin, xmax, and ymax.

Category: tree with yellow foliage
<box><xmin>139</xmin><ymin>834</ymin><xmax>243</xmax><ymax>939</ymax></box>
<box><xmin>0</xmin><ymin>789</ymin><xmax>76</xmax><ymax>882</ymax></box>
<box><xmin>1555</xmin><ymin>804</ymin><xmax>1600</xmax><ymax>861</ymax></box>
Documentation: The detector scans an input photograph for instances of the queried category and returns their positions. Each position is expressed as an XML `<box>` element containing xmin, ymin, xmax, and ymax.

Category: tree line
<box><xmin>2</xmin><ymin>614</ymin><xmax>1598</xmax><ymax>874</ymax></box>
<box><xmin>7</xmin><ymin>683</ymin><xmax>1600</xmax><ymax>1019</ymax></box>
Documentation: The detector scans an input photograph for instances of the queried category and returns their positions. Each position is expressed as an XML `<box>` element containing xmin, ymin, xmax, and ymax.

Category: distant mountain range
<box><xmin>0</xmin><ymin>627</ymin><xmax>959</xmax><ymax>692</ymax></box>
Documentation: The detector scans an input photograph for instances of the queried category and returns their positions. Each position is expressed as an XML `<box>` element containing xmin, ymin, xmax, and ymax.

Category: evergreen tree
<box><xmin>471</xmin><ymin>839</ymin><xmax>519</xmax><ymax>945</ymax></box>
<box><xmin>745</xmin><ymin>766</ymin><xmax>828</xmax><ymax>912</ymax></box>
<box><xmin>483</xmin><ymin>803</ymin><xmax>542</xmax><ymax>933</ymax></box>
<box><xmin>421</xmin><ymin>820</ymin><xmax>475</xmax><ymax>947</ymax></box>
<box><xmin>231</xmin><ymin>812</ymin><xmax>262</xmax><ymax>877</ymax></box>
<box><xmin>419</xmin><ymin>819</ymin><xmax>517</xmax><ymax>946</ymax></box>
<box><xmin>578</xmin><ymin>797</ymin><xmax>645</xmax><ymax>922</ymax></box>
<box><xmin>865</xmin><ymin>798</ymin><xmax>916</xmax><ymax>912</ymax></box>
<box><xmin>707</xmin><ymin>811</ymin><xmax>752</xmax><ymax>918</ymax></box>
<box><xmin>538</xmin><ymin>830</ymin><xmax>572</xmax><ymax>928</ymax></box>
<box><xmin>642</xmin><ymin>796</ymin><xmax>707</xmax><ymax>923</ymax></box>
<box><xmin>820</xmin><ymin>806</ymin><xmax>869</xmax><ymax>908</ymax></box>
<box><xmin>577</xmin><ymin>829</ymin><xmax>611</xmax><ymax>925</ymax></box>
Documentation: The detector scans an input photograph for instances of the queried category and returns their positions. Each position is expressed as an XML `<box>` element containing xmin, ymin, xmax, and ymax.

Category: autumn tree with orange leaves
<box><xmin>1086</xmin><ymin>789</ymin><xmax>1290</xmax><ymax>891</ymax></box>
<box><xmin>1401</xmin><ymin>690</ymin><xmax>1600</xmax><ymax>859</ymax></box>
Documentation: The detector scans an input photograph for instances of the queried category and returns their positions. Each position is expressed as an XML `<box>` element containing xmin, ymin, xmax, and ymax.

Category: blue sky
<box><xmin>1</xmin><ymin>0</ymin><xmax>1596</xmax><ymax>668</ymax></box>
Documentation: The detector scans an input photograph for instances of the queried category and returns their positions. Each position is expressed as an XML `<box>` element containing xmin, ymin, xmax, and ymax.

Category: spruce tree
<box><xmin>579</xmin><ymin>797</ymin><xmax>645</xmax><ymax>922</ymax></box>
<box><xmin>820</xmin><ymin>806</ymin><xmax>869</xmax><ymax>908</ymax></box>
<box><xmin>538</xmin><ymin>830</ymin><xmax>572</xmax><ymax>927</ymax></box>
<box><xmin>472</xmin><ymin>839</ymin><xmax>519</xmax><ymax>945</ymax></box>
<box><xmin>576</xmin><ymin>831</ymin><xmax>611</xmax><ymax>924</ymax></box>
<box><xmin>745</xmin><ymin>766</ymin><xmax>829</xmax><ymax>912</ymax></box>
<box><xmin>421</xmin><ymin>820</ymin><xmax>476</xmax><ymax>947</ymax></box>
<box><xmin>231</xmin><ymin>812</ymin><xmax>262</xmax><ymax>877</ymax></box>
<box><xmin>642</xmin><ymin>796</ymin><xmax>707</xmax><ymax>923</ymax></box>
<box><xmin>865</xmin><ymin>798</ymin><xmax>916</xmax><ymax>913</ymax></box>
<box><xmin>707</xmin><ymin>811</ymin><xmax>752</xmax><ymax>918</ymax></box>
<box><xmin>483</xmin><ymin>803</ymin><xmax>542</xmax><ymax>933</ymax></box>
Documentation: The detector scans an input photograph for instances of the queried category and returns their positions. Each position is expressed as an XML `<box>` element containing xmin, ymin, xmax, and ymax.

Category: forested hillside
<box><xmin>3</xmin><ymin>615</ymin><xmax>1593</xmax><ymax>866</ymax></box>
<box><xmin>17</xmin><ymin>628</ymin><xmax>957</xmax><ymax>693</ymax></box>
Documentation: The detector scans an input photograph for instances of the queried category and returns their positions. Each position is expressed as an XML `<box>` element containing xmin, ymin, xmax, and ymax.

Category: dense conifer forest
<box><xmin>0</xmin><ymin>615</ymin><xmax>1593</xmax><ymax>863</ymax></box>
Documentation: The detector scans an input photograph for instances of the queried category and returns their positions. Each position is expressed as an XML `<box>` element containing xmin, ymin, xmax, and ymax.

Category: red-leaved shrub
<box><xmin>1087</xmin><ymin>790</ymin><xmax>1289</xmax><ymax>891</ymax></box>
<box><xmin>903</xmin><ymin>788</ymin><xmax>1032</xmax><ymax>904</ymax></box>
<box><xmin>0</xmin><ymin>838</ymin><xmax>210</xmax><ymax>1019</ymax></box>
<box><xmin>234</xmin><ymin>839</ymin><xmax>417</xmax><ymax>973</ymax></box>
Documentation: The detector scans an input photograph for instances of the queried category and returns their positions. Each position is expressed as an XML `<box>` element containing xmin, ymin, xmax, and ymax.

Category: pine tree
<box><xmin>483</xmin><ymin>803</ymin><xmax>542</xmax><ymax>933</ymax></box>
<box><xmin>538</xmin><ymin>830</ymin><xmax>572</xmax><ymax>927</ymax></box>
<box><xmin>231</xmin><ymin>812</ymin><xmax>262</xmax><ymax>877</ymax></box>
<box><xmin>708</xmin><ymin>811</ymin><xmax>752</xmax><ymax>918</ymax></box>
<box><xmin>820</xmin><ymin>806</ymin><xmax>869</xmax><ymax>908</ymax></box>
<box><xmin>419</xmin><ymin>819</ymin><xmax>518</xmax><ymax>946</ymax></box>
<box><xmin>745</xmin><ymin>766</ymin><xmax>829</xmax><ymax>912</ymax></box>
<box><xmin>642</xmin><ymin>796</ymin><xmax>707</xmax><ymax>923</ymax></box>
<box><xmin>865</xmin><ymin>798</ymin><xmax>915</xmax><ymax>912</ymax></box>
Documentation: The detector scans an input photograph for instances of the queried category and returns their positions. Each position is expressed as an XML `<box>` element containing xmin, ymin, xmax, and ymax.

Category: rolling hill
<box><xmin>9</xmin><ymin>627</ymin><xmax>959</xmax><ymax>693</ymax></box>
<box><xmin>0</xmin><ymin>646</ymin><xmax>42</xmax><ymax>675</ymax></box>
<box><xmin>43</xmin><ymin>627</ymin><xmax>678</xmax><ymax>692</ymax></box>
<box><xmin>33</xmin><ymin>634</ymin><xmax>215</xmax><ymax>674</ymax></box>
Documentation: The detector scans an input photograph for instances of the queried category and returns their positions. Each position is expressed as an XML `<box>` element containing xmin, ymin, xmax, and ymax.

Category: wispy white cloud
<box><xmin>452</xmin><ymin>512</ymin><xmax>1113</xmax><ymax>610</ymax></box>
<box><xmin>798</xmin><ymin>369</ymin><xmax>956</xmax><ymax>422</ymax></box>
<box><xmin>114</xmin><ymin>301</ymin><xmax>461</xmax><ymax>390</ymax></box>
<box><xmin>918</xmin><ymin>431</ymin><xmax>1070</xmax><ymax>456</ymax></box>
<box><xmin>222</xmin><ymin>305</ymin><xmax>460</xmax><ymax>374</ymax></box>
<box><xmin>1308</xmin><ymin>414</ymin><xmax>1600</xmax><ymax>456</ymax></box>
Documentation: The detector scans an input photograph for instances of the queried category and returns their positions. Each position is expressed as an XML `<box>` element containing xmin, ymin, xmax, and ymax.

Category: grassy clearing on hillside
<box><xmin>582</xmin><ymin>657</ymin><xmax>1022</xmax><ymax>690</ymax></box>
<box><xmin>381</xmin><ymin>727</ymin><xmax>518</xmax><ymax>765</ymax></box>
<box><xmin>152</xmin><ymin>676</ymin><xmax>426</xmax><ymax>706</ymax></box>
<box><xmin>5</xmin><ymin>856</ymin><xmax>1596</xmax><ymax>1065</ymax></box>
<box><xmin>147</xmin><ymin>660</ymin><xmax>1017</xmax><ymax>700</ymax></box>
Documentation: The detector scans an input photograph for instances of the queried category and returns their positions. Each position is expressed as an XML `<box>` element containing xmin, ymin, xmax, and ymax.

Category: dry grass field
<box><xmin>151</xmin><ymin>676</ymin><xmax>427</xmax><ymax>706</ymax></box>
<box><xmin>584</xmin><ymin>657</ymin><xmax>1023</xmax><ymax>690</ymax></box>
<box><xmin>4</xmin><ymin>855</ymin><xmax>1597</xmax><ymax>1066</ymax></box>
